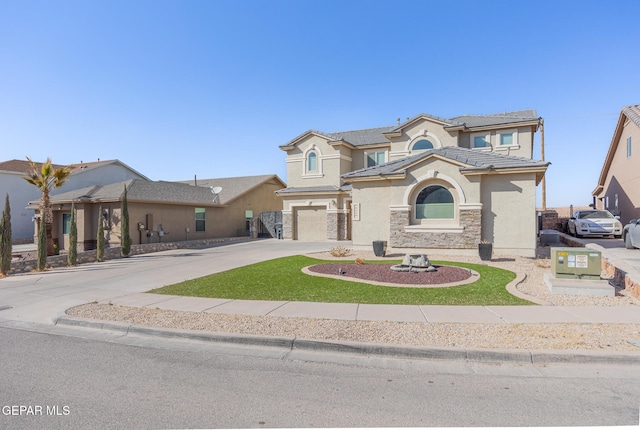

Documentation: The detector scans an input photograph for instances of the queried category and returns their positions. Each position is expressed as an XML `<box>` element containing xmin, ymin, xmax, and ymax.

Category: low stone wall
<box><xmin>8</xmin><ymin>237</ymin><xmax>255</xmax><ymax>275</ymax></box>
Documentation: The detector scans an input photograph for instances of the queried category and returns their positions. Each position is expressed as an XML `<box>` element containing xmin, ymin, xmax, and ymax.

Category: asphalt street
<box><xmin>1</xmin><ymin>327</ymin><xmax>639</xmax><ymax>429</ymax></box>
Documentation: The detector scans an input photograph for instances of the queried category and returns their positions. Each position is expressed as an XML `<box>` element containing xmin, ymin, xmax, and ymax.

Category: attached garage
<box><xmin>295</xmin><ymin>206</ymin><xmax>327</xmax><ymax>240</ymax></box>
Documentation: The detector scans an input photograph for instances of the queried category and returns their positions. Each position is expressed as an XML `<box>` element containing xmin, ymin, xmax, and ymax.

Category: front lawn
<box><xmin>149</xmin><ymin>255</ymin><xmax>532</xmax><ymax>306</ymax></box>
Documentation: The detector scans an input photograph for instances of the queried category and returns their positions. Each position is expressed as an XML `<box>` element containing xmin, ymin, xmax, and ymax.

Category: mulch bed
<box><xmin>307</xmin><ymin>263</ymin><xmax>472</xmax><ymax>286</ymax></box>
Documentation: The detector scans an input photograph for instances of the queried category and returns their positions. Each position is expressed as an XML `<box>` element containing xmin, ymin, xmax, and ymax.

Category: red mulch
<box><xmin>307</xmin><ymin>263</ymin><xmax>472</xmax><ymax>285</ymax></box>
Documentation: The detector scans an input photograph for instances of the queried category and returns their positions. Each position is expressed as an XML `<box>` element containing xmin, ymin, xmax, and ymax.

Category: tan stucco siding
<box><xmin>395</xmin><ymin>159</ymin><xmax>480</xmax><ymax>206</ymax></box>
<box><xmin>388</xmin><ymin>118</ymin><xmax>458</xmax><ymax>160</ymax></box>
<box><xmin>598</xmin><ymin>120</ymin><xmax>640</xmax><ymax>224</ymax></box>
<box><xmin>285</xmin><ymin>135</ymin><xmax>343</xmax><ymax>188</ymax></box>
<box><xmin>458</xmin><ymin>126</ymin><xmax>536</xmax><ymax>159</ymax></box>
<box><xmin>480</xmin><ymin>173</ymin><xmax>537</xmax><ymax>257</ymax></box>
<box><xmin>350</xmin><ymin>183</ymin><xmax>391</xmax><ymax>246</ymax></box>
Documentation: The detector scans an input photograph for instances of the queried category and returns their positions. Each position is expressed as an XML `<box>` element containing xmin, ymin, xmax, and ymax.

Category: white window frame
<box><xmin>302</xmin><ymin>145</ymin><xmax>324</xmax><ymax>178</ymax></box>
<box><xmin>470</xmin><ymin>132</ymin><xmax>491</xmax><ymax>151</ymax></box>
<box><xmin>627</xmin><ymin>136</ymin><xmax>632</xmax><ymax>158</ymax></box>
<box><xmin>495</xmin><ymin>128</ymin><xmax>519</xmax><ymax>151</ymax></box>
<box><xmin>364</xmin><ymin>150</ymin><xmax>387</xmax><ymax>168</ymax></box>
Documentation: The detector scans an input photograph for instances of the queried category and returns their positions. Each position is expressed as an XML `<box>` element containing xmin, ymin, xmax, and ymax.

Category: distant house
<box><xmin>592</xmin><ymin>105</ymin><xmax>640</xmax><ymax>225</ymax></box>
<box><xmin>0</xmin><ymin>159</ymin><xmax>148</xmax><ymax>242</ymax></box>
<box><xmin>277</xmin><ymin>110</ymin><xmax>548</xmax><ymax>257</ymax></box>
<box><xmin>28</xmin><ymin>175</ymin><xmax>285</xmax><ymax>251</ymax></box>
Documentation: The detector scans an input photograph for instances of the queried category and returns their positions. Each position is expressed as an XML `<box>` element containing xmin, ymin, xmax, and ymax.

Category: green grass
<box><xmin>149</xmin><ymin>255</ymin><xmax>533</xmax><ymax>306</ymax></box>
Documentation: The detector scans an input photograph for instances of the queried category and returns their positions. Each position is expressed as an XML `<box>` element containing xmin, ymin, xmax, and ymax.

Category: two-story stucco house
<box><xmin>592</xmin><ymin>104</ymin><xmax>640</xmax><ymax>225</ymax></box>
<box><xmin>276</xmin><ymin>110</ymin><xmax>549</xmax><ymax>257</ymax></box>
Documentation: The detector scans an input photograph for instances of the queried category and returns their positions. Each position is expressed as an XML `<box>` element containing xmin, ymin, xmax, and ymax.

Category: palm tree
<box><xmin>23</xmin><ymin>157</ymin><xmax>72</xmax><ymax>257</ymax></box>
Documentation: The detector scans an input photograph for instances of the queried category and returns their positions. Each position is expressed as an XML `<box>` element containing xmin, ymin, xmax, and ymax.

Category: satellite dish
<box><xmin>211</xmin><ymin>186</ymin><xmax>223</xmax><ymax>203</ymax></box>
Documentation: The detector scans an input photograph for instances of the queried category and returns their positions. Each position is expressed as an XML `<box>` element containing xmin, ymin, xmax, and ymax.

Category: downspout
<box><xmin>539</xmin><ymin>118</ymin><xmax>546</xmax><ymax>210</ymax></box>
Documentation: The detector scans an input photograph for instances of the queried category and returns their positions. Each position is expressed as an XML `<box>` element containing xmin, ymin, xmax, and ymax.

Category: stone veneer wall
<box><xmin>327</xmin><ymin>212</ymin><xmax>338</xmax><ymax>240</ymax></box>
<box><xmin>282</xmin><ymin>212</ymin><xmax>293</xmax><ymax>239</ymax></box>
<box><xmin>326</xmin><ymin>212</ymin><xmax>348</xmax><ymax>240</ymax></box>
<box><xmin>8</xmin><ymin>237</ymin><xmax>254</xmax><ymax>275</ymax></box>
<box><xmin>337</xmin><ymin>212</ymin><xmax>348</xmax><ymax>240</ymax></box>
<box><xmin>390</xmin><ymin>208</ymin><xmax>481</xmax><ymax>248</ymax></box>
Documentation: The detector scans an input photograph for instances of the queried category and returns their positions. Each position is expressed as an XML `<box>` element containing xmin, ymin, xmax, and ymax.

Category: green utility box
<box><xmin>551</xmin><ymin>247</ymin><xmax>602</xmax><ymax>280</ymax></box>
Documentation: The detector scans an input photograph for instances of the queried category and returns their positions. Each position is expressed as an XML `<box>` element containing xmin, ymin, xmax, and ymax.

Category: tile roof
<box><xmin>324</xmin><ymin>126</ymin><xmax>396</xmax><ymax>146</ymax></box>
<box><xmin>281</xmin><ymin>110</ymin><xmax>540</xmax><ymax>149</ymax></box>
<box><xmin>342</xmin><ymin>146</ymin><xmax>549</xmax><ymax>179</ymax></box>
<box><xmin>448</xmin><ymin>110</ymin><xmax>539</xmax><ymax>128</ymax></box>
<box><xmin>622</xmin><ymin>105</ymin><xmax>640</xmax><ymax>128</ymax></box>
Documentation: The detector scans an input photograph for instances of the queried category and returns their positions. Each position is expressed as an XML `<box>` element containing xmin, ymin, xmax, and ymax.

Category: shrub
<box><xmin>355</xmin><ymin>258</ymin><xmax>365</xmax><ymax>265</ymax></box>
<box><xmin>329</xmin><ymin>246</ymin><xmax>351</xmax><ymax>257</ymax></box>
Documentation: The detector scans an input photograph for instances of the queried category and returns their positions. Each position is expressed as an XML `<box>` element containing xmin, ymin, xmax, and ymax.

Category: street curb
<box><xmin>55</xmin><ymin>316</ymin><xmax>640</xmax><ymax>366</ymax></box>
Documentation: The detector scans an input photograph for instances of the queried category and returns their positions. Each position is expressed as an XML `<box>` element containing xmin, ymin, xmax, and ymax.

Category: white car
<box><xmin>623</xmin><ymin>219</ymin><xmax>639</xmax><ymax>249</ymax></box>
<box><xmin>567</xmin><ymin>210</ymin><xmax>622</xmax><ymax>238</ymax></box>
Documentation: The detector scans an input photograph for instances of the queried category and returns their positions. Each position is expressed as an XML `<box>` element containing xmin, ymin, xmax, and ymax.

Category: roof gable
<box><xmin>593</xmin><ymin>104</ymin><xmax>640</xmax><ymax>195</ymax></box>
<box><xmin>178</xmin><ymin>174</ymin><xmax>286</xmax><ymax>204</ymax></box>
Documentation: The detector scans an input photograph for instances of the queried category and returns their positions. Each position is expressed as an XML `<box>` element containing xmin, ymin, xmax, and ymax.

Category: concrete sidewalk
<box><xmin>96</xmin><ymin>292</ymin><xmax>640</xmax><ymax>324</ymax></box>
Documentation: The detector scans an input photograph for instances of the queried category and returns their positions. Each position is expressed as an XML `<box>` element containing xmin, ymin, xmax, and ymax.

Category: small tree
<box><xmin>97</xmin><ymin>205</ymin><xmax>105</xmax><ymax>262</ymax></box>
<box><xmin>0</xmin><ymin>194</ymin><xmax>12</xmax><ymax>275</ymax></box>
<box><xmin>121</xmin><ymin>185</ymin><xmax>131</xmax><ymax>257</ymax></box>
<box><xmin>68</xmin><ymin>202</ymin><xmax>77</xmax><ymax>266</ymax></box>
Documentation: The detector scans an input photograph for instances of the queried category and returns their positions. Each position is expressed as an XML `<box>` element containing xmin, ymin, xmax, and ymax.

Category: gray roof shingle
<box><xmin>45</xmin><ymin>179</ymin><xmax>221</xmax><ymax>206</ymax></box>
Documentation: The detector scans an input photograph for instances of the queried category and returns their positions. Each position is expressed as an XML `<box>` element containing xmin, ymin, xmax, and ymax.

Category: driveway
<box><xmin>0</xmin><ymin>239</ymin><xmax>334</xmax><ymax>325</ymax></box>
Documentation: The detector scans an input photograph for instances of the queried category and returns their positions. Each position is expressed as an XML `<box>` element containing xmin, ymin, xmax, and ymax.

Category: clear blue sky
<box><xmin>1</xmin><ymin>0</ymin><xmax>639</xmax><ymax>208</ymax></box>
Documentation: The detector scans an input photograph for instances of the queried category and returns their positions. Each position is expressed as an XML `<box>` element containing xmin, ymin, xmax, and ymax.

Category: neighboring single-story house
<box><xmin>28</xmin><ymin>174</ymin><xmax>285</xmax><ymax>251</ymax></box>
<box><xmin>276</xmin><ymin>110</ymin><xmax>549</xmax><ymax>257</ymax></box>
<box><xmin>592</xmin><ymin>104</ymin><xmax>640</xmax><ymax>225</ymax></box>
<box><xmin>0</xmin><ymin>159</ymin><xmax>149</xmax><ymax>241</ymax></box>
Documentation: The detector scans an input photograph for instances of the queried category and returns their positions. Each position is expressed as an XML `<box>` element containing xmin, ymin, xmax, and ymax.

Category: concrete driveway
<box><xmin>0</xmin><ymin>239</ymin><xmax>334</xmax><ymax>325</ymax></box>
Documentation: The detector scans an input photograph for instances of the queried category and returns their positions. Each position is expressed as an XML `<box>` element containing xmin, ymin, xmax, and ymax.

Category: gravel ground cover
<box><xmin>67</xmin><ymin>248</ymin><xmax>640</xmax><ymax>351</ymax></box>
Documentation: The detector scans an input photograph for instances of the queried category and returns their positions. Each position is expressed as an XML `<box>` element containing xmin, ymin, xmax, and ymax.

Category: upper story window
<box><xmin>415</xmin><ymin>185</ymin><xmax>454</xmax><ymax>219</ymax></box>
<box><xmin>195</xmin><ymin>208</ymin><xmax>206</xmax><ymax>232</ymax></box>
<box><xmin>471</xmin><ymin>132</ymin><xmax>490</xmax><ymax>149</ymax></box>
<box><xmin>366</xmin><ymin>151</ymin><xmax>386</xmax><ymax>167</ymax></box>
<box><xmin>412</xmin><ymin>139</ymin><xmax>434</xmax><ymax>151</ymax></box>
<box><xmin>302</xmin><ymin>145</ymin><xmax>323</xmax><ymax>178</ymax></box>
<box><xmin>627</xmin><ymin>136</ymin><xmax>632</xmax><ymax>158</ymax></box>
<box><xmin>307</xmin><ymin>151</ymin><xmax>318</xmax><ymax>172</ymax></box>
<box><xmin>500</xmin><ymin>133</ymin><xmax>513</xmax><ymax>146</ymax></box>
<box><xmin>496</xmin><ymin>129</ymin><xmax>519</xmax><ymax>150</ymax></box>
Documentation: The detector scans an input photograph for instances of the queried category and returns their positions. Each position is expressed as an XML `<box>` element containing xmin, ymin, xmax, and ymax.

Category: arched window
<box><xmin>307</xmin><ymin>151</ymin><xmax>317</xmax><ymax>172</ymax></box>
<box><xmin>415</xmin><ymin>185</ymin><xmax>454</xmax><ymax>219</ymax></box>
<box><xmin>412</xmin><ymin>139</ymin><xmax>434</xmax><ymax>151</ymax></box>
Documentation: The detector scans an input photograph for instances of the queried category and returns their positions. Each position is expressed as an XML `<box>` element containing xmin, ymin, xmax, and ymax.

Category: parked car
<box><xmin>567</xmin><ymin>210</ymin><xmax>622</xmax><ymax>238</ymax></box>
<box><xmin>623</xmin><ymin>219</ymin><xmax>639</xmax><ymax>249</ymax></box>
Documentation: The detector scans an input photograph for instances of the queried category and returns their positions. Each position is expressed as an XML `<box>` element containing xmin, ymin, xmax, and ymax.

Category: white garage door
<box><xmin>295</xmin><ymin>207</ymin><xmax>327</xmax><ymax>241</ymax></box>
